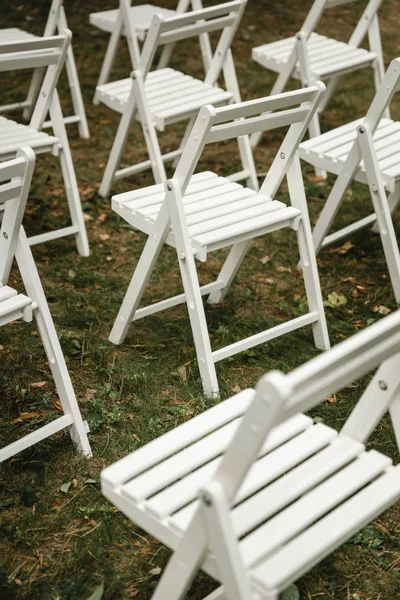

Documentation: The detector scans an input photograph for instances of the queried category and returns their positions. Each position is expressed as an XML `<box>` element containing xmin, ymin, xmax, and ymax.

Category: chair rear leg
<box><xmin>371</xmin><ymin>186</ymin><xmax>400</xmax><ymax>232</ymax></box>
<box><xmin>64</xmin><ymin>44</ymin><xmax>90</xmax><ymax>139</ymax></box>
<box><xmin>94</xmin><ymin>21</ymin><xmax>123</xmax><ymax>102</ymax></box>
<box><xmin>15</xmin><ymin>228</ymin><xmax>92</xmax><ymax>457</ymax></box>
<box><xmin>208</xmin><ymin>240</ymin><xmax>251</xmax><ymax>305</ymax></box>
<box><xmin>287</xmin><ymin>157</ymin><xmax>330</xmax><ymax>350</ymax></box>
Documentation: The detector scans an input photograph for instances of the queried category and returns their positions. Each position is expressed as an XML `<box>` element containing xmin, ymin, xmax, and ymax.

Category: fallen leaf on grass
<box><xmin>324</xmin><ymin>292</ymin><xmax>347</xmax><ymax>308</ymax></box>
<box><xmin>260</xmin><ymin>255</ymin><xmax>271</xmax><ymax>264</ymax></box>
<box><xmin>178</xmin><ymin>365</ymin><xmax>187</xmax><ymax>383</ymax></box>
<box><xmin>60</xmin><ymin>481</ymin><xmax>72</xmax><ymax>494</ymax></box>
<box><xmin>328</xmin><ymin>241</ymin><xmax>354</xmax><ymax>255</ymax></box>
<box><xmin>276</xmin><ymin>265</ymin><xmax>291</xmax><ymax>273</ymax></box>
<box><xmin>230</xmin><ymin>385</ymin><xmax>241</xmax><ymax>393</ymax></box>
<box><xmin>99</xmin><ymin>233</ymin><xmax>110</xmax><ymax>242</ymax></box>
<box><xmin>372</xmin><ymin>305</ymin><xmax>391</xmax><ymax>315</ymax></box>
<box><xmin>53</xmin><ymin>399</ymin><xmax>63</xmax><ymax>412</ymax></box>
<box><xmin>326</xmin><ymin>394</ymin><xmax>337</xmax><ymax>404</ymax></box>
<box><xmin>12</xmin><ymin>411</ymin><xmax>44</xmax><ymax>423</ymax></box>
<box><xmin>31</xmin><ymin>381</ymin><xmax>46</xmax><ymax>388</ymax></box>
<box><xmin>149</xmin><ymin>566</ymin><xmax>162</xmax><ymax>576</ymax></box>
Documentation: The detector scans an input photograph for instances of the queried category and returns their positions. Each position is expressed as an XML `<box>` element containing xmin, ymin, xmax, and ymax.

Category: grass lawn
<box><xmin>1</xmin><ymin>0</ymin><xmax>400</xmax><ymax>598</ymax></box>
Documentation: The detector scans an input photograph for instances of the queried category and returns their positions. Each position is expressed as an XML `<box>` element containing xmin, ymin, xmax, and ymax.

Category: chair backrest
<box><xmin>172</xmin><ymin>82</ymin><xmax>325</xmax><ymax>196</ymax></box>
<box><xmin>0</xmin><ymin>147</ymin><xmax>35</xmax><ymax>286</ymax></box>
<box><xmin>136</xmin><ymin>0</ymin><xmax>246</xmax><ymax>84</ymax></box>
<box><xmin>0</xmin><ymin>32</ymin><xmax>71</xmax><ymax>131</ymax></box>
<box><xmin>301</xmin><ymin>0</ymin><xmax>384</xmax><ymax>48</ymax></box>
<box><xmin>210</xmin><ymin>309</ymin><xmax>400</xmax><ymax>509</ymax></box>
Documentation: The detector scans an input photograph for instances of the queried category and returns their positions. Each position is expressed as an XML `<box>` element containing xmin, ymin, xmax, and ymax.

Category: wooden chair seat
<box><xmin>89</xmin><ymin>4</ymin><xmax>176</xmax><ymax>38</ymax></box>
<box><xmin>113</xmin><ymin>172</ymin><xmax>299</xmax><ymax>255</ymax></box>
<box><xmin>102</xmin><ymin>384</ymin><xmax>400</xmax><ymax>598</ymax></box>
<box><xmin>0</xmin><ymin>284</ymin><xmax>32</xmax><ymax>326</ymax></box>
<box><xmin>253</xmin><ymin>33</ymin><xmax>377</xmax><ymax>81</ymax></box>
<box><xmin>0</xmin><ymin>117</ymin><xmax>59</xmax><ymax>160</ymax></box>
<box><xmin>95</xmin><ymin>68</ymin><xmax>233</xmax><ymax>126</ymax></box>
<box><xmin>299</xmin><ymin>117</ymin><xmax>400</xmax><ymax>192</ymax></box>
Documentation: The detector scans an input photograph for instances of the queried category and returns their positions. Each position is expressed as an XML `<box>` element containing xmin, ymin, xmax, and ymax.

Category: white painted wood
<box><xmin>299</xmin><ymin>57</ymin><xmax>400</xmax><ymax>302</ymax></box>
<box><xmin>101</xmin><ymin>310</ymin><xmax>400</xmax><ymax>600</ymax></box>
<box><xmin>0</xmin><ymin>148</ymin><xmax>91</xmax><ymax>462</ymax></box>
<box><xmin>109</xmin><ymin>84</ymin><xmax>330</xmax><ymax>396</ymax></box>
<box><xmin>251</xmin><ymin>0</ymin><xmax>385</xmax><ymax>153</ymax></box>
<box><xmin>0</xmin><ymin>0</ymin><xmax>89</xmax><ymax>138</ymax></box>
<box><xmin>0</xmin><ymin>35</ymin><xmax>89</xmax><ymax>256</ymax></box>
<box><xmin>97</xmin><ymin>0</ymin><xmax>256</xmax><ymax>197</ymax></box>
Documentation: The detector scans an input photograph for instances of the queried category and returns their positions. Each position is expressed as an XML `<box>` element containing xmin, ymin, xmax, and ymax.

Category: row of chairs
<box><xmin>3</xmin><ymin>142</ymin><xmax>400</xmax><ymax>599</ymax></box>
<box><xmin>2</xmin><ymin>3</ymin><xmax>400</xmax><ymax>597</ymax></box>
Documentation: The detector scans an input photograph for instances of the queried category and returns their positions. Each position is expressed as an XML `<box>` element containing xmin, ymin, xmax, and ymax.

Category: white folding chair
<box><xmin>251</xmin><ymin>0</ymin><xmax>387</xmax><ymax>159</ymax></box>
<box><xmin>299</xmin><ymin>56</ymin><xmax>400</xmax><ymax>302</ymax></box>
<box><xmin>0</xmin><ymin>33</ymin><xmax>89</xmax><ymax>256</ymax></box>
<box><xmin>0</xmin><ymin>147</ymin><xmax>91</xmax><ymax>462</ymax></box>
<box><xmin>97</xmin><ymin>0</ymin><xmax>258</xmax><ymax>198</ymax></box>
<box><xmin>108</xmin><ymin>84</ymin><xmax>330</xmax><ymax>398</ymax></box>
<box><xmin>0</xmin><ymin>0</ymin><xmax>90</xmax><ymax>139</ymax></box>
<box><xmin>90</xmin><ymin>0</ymin><xmax>189</xmax><ymax>99</ymax></box>
<box><xmin>102</xmin><ymin>308</ymin><xmax>400</xmax><ymax>600</ymax></box>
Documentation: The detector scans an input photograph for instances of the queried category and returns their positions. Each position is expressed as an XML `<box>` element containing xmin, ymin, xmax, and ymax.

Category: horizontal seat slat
<box><xmin>0</xmin><ymin>293</ymin><xmax>32</xmax><ymax>318</ymax></box>
<box><xmin>146</xmin><ymin>414</ymin><xmax>313</xmax><ymax>519</ymax></box>
<box><xmin>101</xmin><ymin>389</ymin><xmax>255</xmax><ymax>489</ymax></box>
<box><xmin>251</xmin><ymin>464</ymin><xmax>400</xmax><ymax>592</ymax></box>
<box><xmin>241</xmin><ymin>449</ymin><xmax>391</xmax><ymax>569</ymax></box>
<box><xmin>188</xmin><ymin>200</ymin><xmax>287</xmax><ymax>237</ymax></box>
<box><xmin>169</xmin><ymin>422</ymin><xmax>337</xmax><ymax>533</ymax></box>
<box><xmin>193</xmin><ymin>205</ymin><xmax>300</xmax><ymax>248</ymax></box>
<box><xmin>0</xmin><ymin>285</ymin><xmax>18</xmax><ymax>302</ymax></box>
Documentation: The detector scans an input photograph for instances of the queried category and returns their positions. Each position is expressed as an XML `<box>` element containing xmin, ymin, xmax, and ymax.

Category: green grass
<box><xmin>1</xmin><ymin>0</ymin><xmax>400</xmax><ymax>598</ymax></box>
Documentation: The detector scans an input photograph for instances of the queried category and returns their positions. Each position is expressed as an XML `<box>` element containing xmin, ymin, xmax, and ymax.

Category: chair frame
<box><xmin>108</xmin><ymin>84</ymin><xmax>330</xmax><ymax>398</ymax></box>
<box><xmin>92</xmin><ymin>0</ymin><xmax>196</xmax><ymax>99</ymax></box>
<box><xmin>300</xmin><ymin>57</ymin><xmax>400</xmax><ymax>302</ymax></box>
<box><xmin>0</xmin><ymin>32</ymin><xmax>89</xmax><ymax>256</ymax></box>
<box><xmin>251</xmin><ymin>0</ymin><xmax>387</xmax><ymax>160</ymax></box>
<box><xmin>0</xmin><ymin>147</ymin><xmax>91</xmax><ymax>463</ymax></box>
<box><xmin>103</xmin><ymin>309</ymin><xmax>400</xmax><ymax>600</ymax></box>
<box><xmin>98</xmin><ymin>0</ymin><xmax>258</xmax><ymax>198</ymax></box>
<box><xmin>0</xmin><ymin>0</ymin><xmax>89</xmax><ymax>139</ymax></box>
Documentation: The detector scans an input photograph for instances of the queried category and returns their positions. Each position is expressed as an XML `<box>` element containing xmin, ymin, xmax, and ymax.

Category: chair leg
<box><xmin>57</xmin><ymin>6</ymin><xmax>90</xmax><ymax>139</ymax></box>
<box><xmin>208</xmin><ymin>240</ymin><xmax>251</xmax><ymax>305</ymax></box>
<box><xmin>166</xmin><ymin>180</ymin><xmax>219</xmax><ymax>397</ymax></box>
<box><xmin>49</xmin><ymin>94</ymin><xmax>89</xmax><ymax>256</ymax></box>
<box><xmin>109</xmin><ymin>203</ymin><xmax>170</xmax><ymax>345</ymax></box>
<box><xmin>94</xmin><ymin>24</ymin><xmax>123</xmax><ymax>103</ymax></box>
<box><xmin>371</xmin><ymin>186</ymin><xmax>400</xmax><ymax>232</ymax></box>
<box><xmin>64</xmin><ymin>43</ymin><xmax>90</xmax><ymax>139</ymax></box>
<box><xmin>287</xmin><ymin>157</ymin><xmax>330</xmax><ymax>350</ymax></box>
<box><xmin>15</xmin><ymin>228</ymin><xmax>92</xmax><ymax>457</ymax></box>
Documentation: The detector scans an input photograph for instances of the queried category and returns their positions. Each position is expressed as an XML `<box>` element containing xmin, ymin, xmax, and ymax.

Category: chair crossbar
<box><xmin>286</xmin><ymin>310</ymin><xmax>400</xmax><ymax>417</ymax></box>
<box><xmin>212</xmin><ymin>312</ymin><xmax>319</xmax><ymax>363</ymax></box>
<box><xmin>208</xmin><ymin>107</ymin><xmax>311</xmax><ymax>144</ymax></box>
<box><xmin>321</xmin><ymin>213</ymin><xmax>377</xmax><ymax>246</ymax></box>
<box><xmin>0</xmin><ymin>33</ymin><xmax>66</xmax><ymax>54</ymax></box>
<box><xmin>133</xmin><ymin>280</ymin><xmax>225</xmax><ymax>321</ymax></box>
<box><xmin>159</xmin><ymin>14</ymin><xmax>236</xmax><ymax>46</ymax></box>
<box><xmin>0</xmin><ymin>51</ymin><xmax>62</xmax><ymax>72</ymax></box>
<box><xmin>157</xmin><ymin>0</ymin><xmax>243</xmax><ymax>32</ymax></box>
<box><xmin>212</xmin><ymin>87</ymin><xmax>320</xmax><ymax>124</ymax></box>
<box><xmin>0</xmin><ymin>155</ymin><xmax>26</xmax><ymax>185</ymax></box>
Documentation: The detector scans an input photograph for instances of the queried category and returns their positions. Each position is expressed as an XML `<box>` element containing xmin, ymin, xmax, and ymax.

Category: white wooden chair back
<box><xmin>136</xmin><ymin>0</ymin><xmax>246</xmax><ymax>85</ymax></box>
<box><xmin>299</xmin><ymin>0</ymin><xmax>384</xmax><ymax>46</ymax></box>
<box><xmin>0</xmin><ymin>32</ymin><xmax>70</xmax><ymax>132</ymax></box>
<box><xmin>0</xmin><ymin>148</ymin><xmax>35</xmax><ymax>286</ymax></box>
<box><xmin>173</xmin><ymin>83</ymin><xmax>325</xmax><ymax>202</ymax></box>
